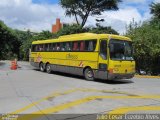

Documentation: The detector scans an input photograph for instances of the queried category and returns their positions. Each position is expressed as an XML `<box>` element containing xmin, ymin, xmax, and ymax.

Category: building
<box><xmin>52</xmin><ymin>18</ymin><xmax>63</xmax><ymax>33</ymax></box>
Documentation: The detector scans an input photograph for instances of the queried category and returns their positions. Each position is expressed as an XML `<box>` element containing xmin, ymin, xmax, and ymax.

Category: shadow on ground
<box><xmin>33</xmin><ymin>69</ymin><xmax>134</xmax><ymax>85</ymax></box>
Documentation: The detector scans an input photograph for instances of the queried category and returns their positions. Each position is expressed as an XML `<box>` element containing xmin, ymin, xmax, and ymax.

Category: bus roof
<box><xmin>32</xmin><ymin>33</ymin><xmax>131</xmax><ymax>44</ymax></box>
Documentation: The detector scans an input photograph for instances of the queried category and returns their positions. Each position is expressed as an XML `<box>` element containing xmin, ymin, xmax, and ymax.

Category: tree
<box><xmin>60</xmin><ymin>0</ymin><xmax>121</xmax><ymax>27</ymax></box>
<box><xmin>90</xmin><ymin>26</ymin><xmax>119</xmax><ymax>35</ymax></box>
<box><xmin>150</xmin><ymin>2</ymin><xmax>160</xmax><ymax>20</ymax></box>
<box><xmin>150</xmin><ymin>2</ymin><xmax>160</xmax><ymax>29</ymax></box>
<box><xmin>57</xmin><ymin>24</ymin><xmax>89</xmax><ymax>36</ymax></box>
<box><xmin>57</xmin><ymin>24</ymin><xmax>118</xmax><ymax>36</ymax></box>
<box><xmin>126</xmin><ymin>21</ymin><xmax>160</xmax><ymax>75</ymax></box>
<box><xmin>0</xmin><ymin>20</ymin><xmax>20</xmax><ymax>60</ymax></box>
<box><xmin>20</xmin><ymin>30</ymin><xmax>54</xmax><ymax>61</ymax></box>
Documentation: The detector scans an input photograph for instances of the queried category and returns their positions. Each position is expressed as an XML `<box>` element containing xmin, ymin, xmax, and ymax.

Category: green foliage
<box><xmin>0</xmin><ymin>20</ymin><xmax>21</xmax><ymax>60</ymax></box>
<box><xmin>126</xmin><ymin>2</ymin><xmax>160</xmax><ymax>75</ymax></box>
<box><xmin>20</xmin><ymin>30</ymin><xmax>55</xmax><ymax>61</ymax></box>
<box><xmin>126</xmin><ymin>20</ymin><xmax>160</xmax><ymax>75</ymax></box>
<box><xmin>60</xmin><ymin>0</ymin><xmax>121</xmax><ymax>27</ymax></box>
<box><xmin>57</xmin><ymin>24</ymin><xmax>89</xmax><ymax>36</ymax></box>
<box><xmin>90</xmin><ymin>26</ymin><xmax>119</xmax><ymax>35</ymax></box>
<box><xmin>0</xmin><ymin>20</ymin><xmax>56</xmax><ymax>61</ymax></box>
<box><xmin>57</xmin><ymin>24</ymin><xmax>119</xmax><ymax>36</ymax></box>
<box><xmin>150</xmin><ymin>2</ymin><xmax>160</xmax><ymax>20</ymax></box>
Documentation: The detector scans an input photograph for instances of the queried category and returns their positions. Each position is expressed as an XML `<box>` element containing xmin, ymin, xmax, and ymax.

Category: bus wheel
<box><xmin>84</xmin><ymin>68</ymin><xmax>94</xmax><ymax>81</ymax></box>
<box><xmin>46</xmin><ymin>64</ymin><xmax>52</xmax><ymax>74</ymax></box>
<box><xmin>40</xmin><ymin>63</ymin><xmax>45</xmax><ymax>72</ymax></box>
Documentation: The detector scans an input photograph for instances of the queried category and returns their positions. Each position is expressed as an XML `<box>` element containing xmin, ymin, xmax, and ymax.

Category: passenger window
<box><xmin>34</xmin><ymin>45</ymin><xmax>36</xmax><ymax>52</ymax></box>
<box><xmin>43</xmin><ymin>44</ymin><xmax>45</xmax><ymax>51</ymax></box>
<box><xmin>85</xmin><ymin>41</ymin><xmax>89</xmax><ymax>51</ymax></box>
<box><xmin>38</xmin><ymin>45</ymin><xmax>41</xmax><ymax>51</ymax></box>
<box><xmin>51</xmin><ymin>43</ymin><xmax>55</xmax><ymax>51</ymax></box>
<box><xmin>92</xmin><ymin>40</ymin><xmax>97</xmax><ymax>51</ymax></box>
<box><xmin>36</xmin><ymin>45</ymin><xmax>39</xmax><ymax>51</ymax></box>
<box><xmin>66</xmin><ymin>42</ymin><xmax>72</xmax><ymax>51</ymax></box>
<box><xmin>60</xmin><ymin>42</ymin><xmax>66</xmax><ymax>51</ymax></box>
<box><xmin>88</xmin><ymin>41</ymin><xmax>94</xmax><ymax>51</ymax></box>
<box><xmin>31</xmin><ymin>45</ymin><xmax>36</xmax><ymax>52</ymax></box>
<box><xmin>45</xmin><ymin>44</ymin><xmax>50</xmax><ymax>51</ymax></box>
<box><xmin>80</xmin><ymin>41</ymin><xmax>85</xmax><ymax>51</ymax></box>
<box><xmin>49</xmin><ymin>43</ymin><xmax>52</xmax><ymax>51</ymax></box>
<box><xmin>56</xmin><ymin>43</ymin><xmax>60</xmax><ymax>51</ymax></box>
<box><xmin>85</xmin><ymin>40</ymin><xmax>97</xmax><ymax>51</ymax></box>
<box><xmin>39</xmin><ymin>44</ymin><xmax>44</xmax><ymax>51</ymax></box>
<box><xmin>73</xmin><ymin>41</ymin><xmax>79</xmax><ymax>51</ymax></box>
<box><xmin>100</xmin><ymin>40</ymin><xmax>107</xmax><ymax>60</ymax></box>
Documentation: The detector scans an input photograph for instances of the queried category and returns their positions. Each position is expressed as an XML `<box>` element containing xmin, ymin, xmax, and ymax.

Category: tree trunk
<box><xmin>81</xmin><ymin>11</ymin><xmax>90</xmax><ymax>27</ymax></box>
<box><xmin>74</xmin><ymin>14</ymin><xmax>79</xmax><ymax>25</ymax></box>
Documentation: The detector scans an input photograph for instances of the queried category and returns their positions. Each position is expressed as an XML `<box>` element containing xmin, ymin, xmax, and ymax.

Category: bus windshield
<box><xmin>109</xmin><ymin>39</ymin><xmax>134</xmax><ymax>61</ymax></box>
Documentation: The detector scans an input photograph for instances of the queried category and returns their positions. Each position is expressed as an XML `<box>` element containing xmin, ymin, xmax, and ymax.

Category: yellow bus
<box><xmin>30</xmin><ymin>33</ymin><xmax>135</xmax><ymax>80</ymax></box>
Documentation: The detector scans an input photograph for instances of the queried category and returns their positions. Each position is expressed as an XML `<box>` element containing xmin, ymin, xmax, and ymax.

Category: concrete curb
<box><xmin>135</xmin><ymin>75</ymin><xmax>160</xmax><ymax>79</ymax></box>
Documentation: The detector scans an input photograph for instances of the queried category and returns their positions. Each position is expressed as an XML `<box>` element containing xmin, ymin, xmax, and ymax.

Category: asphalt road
<box><xmin>0</xmin><ymin>61</ymin><xmax>160</xmax><ymax>120</ymax></box>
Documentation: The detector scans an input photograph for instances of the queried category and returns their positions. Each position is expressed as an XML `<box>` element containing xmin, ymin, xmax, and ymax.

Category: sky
<box><xmin>0</xmin><ymin>0</ymin><xmax>160</xmax><ymax>34</ymax></box>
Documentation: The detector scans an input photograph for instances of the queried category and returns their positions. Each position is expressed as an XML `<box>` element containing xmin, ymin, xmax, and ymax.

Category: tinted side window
<box><xmin>36</xmin><ymin>45</ymin><xmax>39</xmax><ymax>51</ymax></box>
<box><xmin>80</xmin><ymin>41</ymin><xmax>85</xmax><ymax>51</ymax></box>
<box><xmin>67</xmin><ymin>42</ymin><xmax>72</xmax><ymax>51</ymax></box>
<box><xmin>32</xmin><ymin>44</ymin><xmax>45</xmax><ymax>52</ymax></box>
<box><xmin>100</xmin><ymin>40</ymin><xmax>107</xmax><ymax>60</ymax></box>
<box><xmin>60</xmin><ymin>42</ymin><xmax>64</xmax><ymax>51</ymax></box>
<box><xmin>49</xmin><ymin>43</ymin><xmax>53</xmax><ymax>51</ymax></box>
<box><xmin>85</xmin><ymin>40</ymin><xmax>97</xmax><ymax>51</ymax></box>
<box><xmin>73</xmin><ymin>41</ymin><xmax>80</xmax><ymax>51</ymax></box>
<box><xmin>45</xmin><ymin>44</ymin><xmax>50</xmax><ymax>51</ymax></box>
<box><xmin>51</xmin><ymin>43</ymin><xmax>56</xmax><ymax>51</ymax></box>
<box><xmin>39</xmin><ymin>44</ymin><xmax>44</xmax><ymax>51</ymax></box>
<box><xmin>56</xmin><ymin>43</ymin><xmax>60</xmax><ymax>51</ymax></box>
<box><xmin>49</xmin><ymin>42</ymin><xmax>72</xmax><ymax>52</ymax></box>
<box><xmin>31</xmin><ymin>40</ymin><xmax>97</xmax><ymax>52</ymax></box>
<box><xmin>31</xmin><ymin>45</ymin><xmax>36</xmax><ymax>52</ymax></box>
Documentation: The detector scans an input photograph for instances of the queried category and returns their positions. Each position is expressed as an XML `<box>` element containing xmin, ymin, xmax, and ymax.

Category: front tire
<box><xmin>84</xmin><ymin>68</ymin><xmax>94</xmax><ymax>81</ymax></box>
<box><xmin>39</xmin><ymin>63</ymin><xmax>45</xmax><ymax>72</ymax></box>
<box><xmin>46</xmin><ymin>64</ymin><xmax>52</xmax><ymax>74</ymax></box>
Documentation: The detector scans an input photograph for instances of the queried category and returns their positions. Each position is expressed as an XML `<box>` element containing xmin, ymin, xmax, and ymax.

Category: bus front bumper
<box><xmin>107</xmin><ymin>73</ymin><xmax>134</xmax><ymax>80</ymax></box>
<box><xmin>94</xmin><ymin>70</ymin><xmax>134</xmax><ymax>80</ymax></box>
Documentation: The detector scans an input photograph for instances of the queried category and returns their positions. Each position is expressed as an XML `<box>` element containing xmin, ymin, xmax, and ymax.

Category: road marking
<box><xmin>108</xmin><ymin>106</ymin><xmax>160</xmax><ymax>114</ymax></box>
<box><xmin>10</xmin><ymin>89</ymin><xmax>79</xmax><ymax>114</ymax></box>
<box><xmin>9</xmin><ymin>88</ymin><xmax>138</xmax><ymax>114</ymax></box>
<box><xmin>19</xmin><ymin>95</ymin><xmax>160</xmax><ymax>120</ymax></box>
<box><xmin>135</xmin><ymin>75</ymin><xmax>160</xmax><ymax>79</ymax></box>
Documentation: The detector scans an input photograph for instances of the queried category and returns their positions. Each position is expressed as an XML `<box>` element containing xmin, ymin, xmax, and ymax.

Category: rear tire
<box><xmin>39</xmin><ymin>63</ymin><xmax>45</xmax><ymax>72</ymax></box>
<box><xmin>84</xmin><ymin>68</ymin><xmax>94</xmax><ymax>81</ymax></box>
<box><xmin>46</xmin><ymin>64</ymin><xmax>52</xmax><ymax>74</ymax></box>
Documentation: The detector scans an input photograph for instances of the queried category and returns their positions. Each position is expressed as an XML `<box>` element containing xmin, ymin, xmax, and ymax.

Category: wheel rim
<box><xmin>47</xmin><ymin>65</ymin><xmax>51</xmax><ymax>72</ymax></box>
<box><xmin>40</xmin><ymin>64</ymin><xmax>44</xmax><ymax>71</ymax></box>
<box><xmin>87</xmin><ymin>70</ymin><xmax>93</xmax><ymax>78</ymax></box>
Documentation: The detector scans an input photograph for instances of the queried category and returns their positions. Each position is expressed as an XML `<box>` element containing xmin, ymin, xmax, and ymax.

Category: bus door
<box><xmin>98</xmin><ymin>40</ymin><xmax>108</xmax><ymax>79</ymax></box>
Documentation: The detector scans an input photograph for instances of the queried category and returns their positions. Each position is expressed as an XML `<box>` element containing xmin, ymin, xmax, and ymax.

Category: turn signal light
<box><xmin>109</xmin><ymin>68</ymin><xmax>113</xmax><ymax>73</ymax></box>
